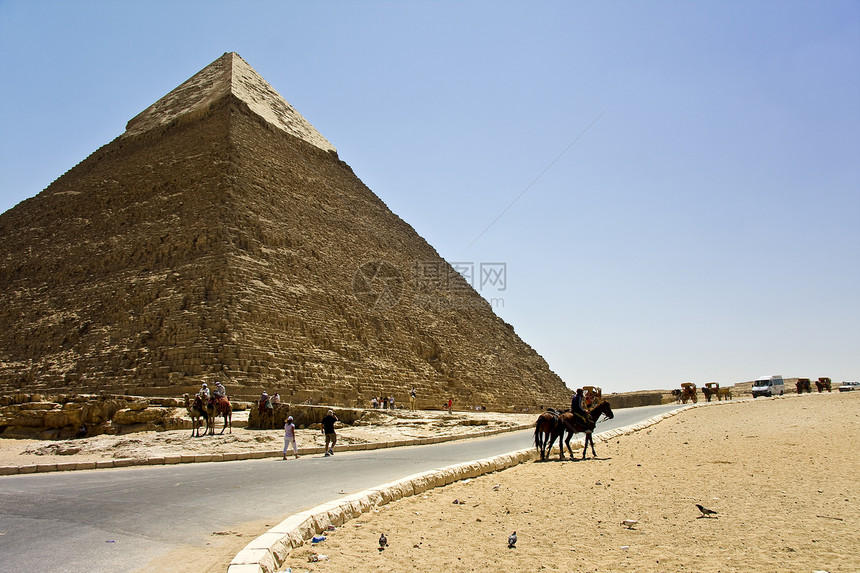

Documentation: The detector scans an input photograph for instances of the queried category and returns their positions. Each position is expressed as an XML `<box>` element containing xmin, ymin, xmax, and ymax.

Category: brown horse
<box><xmin>534</xmin><ymin>410</ymin><xmax>561</xmax><ymax>461</ymax></box>
<box><xmin>554</xmin><ymin>400</ymin><xmax>615</xmax><ymax>460</ymax></box>
<box><xmin>205</xmin><ymin>396</ymin><xmax>233</xmax><ymax>435</ymax></box>
<box><xmin>183</xmin><ymin>393</ymin><xmax>210</xmax><ymax>437</ymax></box>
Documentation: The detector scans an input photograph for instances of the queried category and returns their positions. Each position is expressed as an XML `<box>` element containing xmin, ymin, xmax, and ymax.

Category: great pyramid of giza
<box><xmin>0</xmin><ymin>52</ymin><xmax>570</xmax><ymax>409</ymax></box>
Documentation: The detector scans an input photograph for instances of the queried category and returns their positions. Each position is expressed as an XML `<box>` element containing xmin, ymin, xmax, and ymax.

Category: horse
<box><xmin>554</xmin><ymin>400</ymin><xmax>615</xmax><ymax>460</ymax></box>
<box><xmin>183</xmin><ymin>393</ymin><xmax>210</xmax><ymax>437</ymax></box>
<box><xmin>205</xmin><ymin>396</ymin><xmax>233</xmax><ymax>435</ymax></box>
<box><xmin>533</xmin><ymin>410</ymin><xmax>561</xmax><ymax>461</ymax></box>
<box><xmin>717</xmin><ymin>387</ymin><xmax>733</xmax><ymax>400</ymax></box>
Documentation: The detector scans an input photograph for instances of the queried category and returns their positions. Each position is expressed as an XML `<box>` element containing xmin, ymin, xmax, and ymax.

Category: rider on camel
<box><xmin>570</xmin><ymin>388</ymin><xmax>593</xmax><ymax>427</ymax></box>
<box><xmin>213</xmin><ymin>381</ymin><xmax>226</xmax><ymax>399</ymax></box>
<box><xmin>198</xmin><ymin>382</ymin><xmax>210</xmax><ymax>401</ymax></box>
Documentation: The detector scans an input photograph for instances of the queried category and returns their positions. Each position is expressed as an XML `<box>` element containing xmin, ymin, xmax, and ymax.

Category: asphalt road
<box><xmin>0</xmin><ymin>403</ymin><xmax>682</xmax><ymax>572</ymax></box>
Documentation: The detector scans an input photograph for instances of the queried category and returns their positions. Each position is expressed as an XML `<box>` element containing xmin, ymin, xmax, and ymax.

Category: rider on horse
<box><xmin>570</xmin><ymin>388</ymin><xmax>594</xmax><ymax>428</ymax></box>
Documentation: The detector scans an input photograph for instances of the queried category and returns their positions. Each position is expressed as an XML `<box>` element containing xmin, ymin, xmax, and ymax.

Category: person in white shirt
<box><xmin>283</xmin><ymin>416</ymin><xmax>298</xmax><ymax>459</ymax></box>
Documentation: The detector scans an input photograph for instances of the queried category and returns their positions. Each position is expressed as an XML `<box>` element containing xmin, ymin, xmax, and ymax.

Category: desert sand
<box><xmin>278</xmin><ymin>392</ymin><xmax>858</xmax><ymax>573</ymax></box>
<box><xmin>2</xmin><ymin>394</ymin><xmax>857</xmax><ymax>572</ymax></box>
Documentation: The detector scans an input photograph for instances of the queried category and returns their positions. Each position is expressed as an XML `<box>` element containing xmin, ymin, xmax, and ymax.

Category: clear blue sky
<box><xmin>1</xmin><ymin>1</ymin><xmax>858</xmax><ymax>392</ymax></box>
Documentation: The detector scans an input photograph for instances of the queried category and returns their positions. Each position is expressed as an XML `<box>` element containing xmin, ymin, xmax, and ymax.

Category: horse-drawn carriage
<box><xmin>680</xmin><ymin>382</ymin><xmax>698</xmax><ymax>404</ymax></box>
<box><xmin>702</xmin><ymin>382</ymin><xmax>718</xmax><ymax>402</ymax></box>
<box><xmin>702</xmin><ymin>382</ymin><xmax>732</xmax><ymax>402</ymax></box>
<box><xmin>796</xmin><ymin>378</ymin><xmax>812</xmax><ymax>394</ymax></box>
<box><xmin>582</xmin><ymin>385</ymin><xmax>602</xmax><ymax>408</ymax></box>
<box><xmin>815</xmin><ymin>377</ymin><xmax>832</xmax><ymax>393</ymax></box>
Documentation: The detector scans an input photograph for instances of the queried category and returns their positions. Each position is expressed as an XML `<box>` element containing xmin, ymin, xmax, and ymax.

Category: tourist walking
<box><xmin>322</xmin><ymin>409</ymin><xmax>338</xmax><ymax>456</ymax></box>
<box><xmin>410</xmin><ymin>387</ymin><xmax>416</xmax><ymax>411</ymax></box>
<box><xmin>283</xmin><ymin>416</ymin><xmax>298</xmax><ymax>459</ymax></box>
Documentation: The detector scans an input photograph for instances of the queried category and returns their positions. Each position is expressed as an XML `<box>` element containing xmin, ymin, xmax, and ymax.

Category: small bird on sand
<box><xmin>696</xmin><ymin>504</ymin><xmax>718</xmax><ymax>518</ymax></box>
<box><xmin>378</xmin><ymin>532</ymin><xmax>388</xmax><ymax>551</ymax></box>
<box><xmin>621</xmin><ymin>519</ymin><xmax>639</xmax><ymax>529</ymax></box>
<box><xmin>508</xmin><ymin>531</ymin><xmax>517</xmax><ymax>548</ymax></box>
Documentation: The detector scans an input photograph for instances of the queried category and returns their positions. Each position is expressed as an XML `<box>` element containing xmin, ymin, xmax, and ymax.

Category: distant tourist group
<box><xmin>371</xmin><ymin>395</ymin><xmax>397</xmax><ymax>410</ymax></box>
<box><xmin>370</xmin><ymin>387</ymin><xmax>422</xmax><ymax>411</ymax></box>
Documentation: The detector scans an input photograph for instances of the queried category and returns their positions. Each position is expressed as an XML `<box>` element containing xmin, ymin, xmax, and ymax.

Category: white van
<box><xmin>751</xmin><ymin>375</ymin><xmax>785</xmax><ymax>398</ymax></box>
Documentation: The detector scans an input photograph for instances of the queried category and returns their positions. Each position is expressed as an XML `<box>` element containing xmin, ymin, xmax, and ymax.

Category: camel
<box><xmin>257</xmin><ymin>394</ymin><xmax>275</xmax><ymax>430</ymax></box>
<box><xmin>183</xmin><ymin>393</ymin><xmax>210</xmax><ymax>437</ymax></box>
<box><xmin>204</xmin><ymin>396</ymin><xmax>233</xmax><ymax>435</ymax></box>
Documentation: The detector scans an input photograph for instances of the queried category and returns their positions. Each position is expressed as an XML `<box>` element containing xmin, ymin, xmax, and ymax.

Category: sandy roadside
<box><xmin>0</xmin><ymin>409</ymin><xmax>536</xmax><ymax>468</ymax></box>
<box><xmin>276</xmin><ymin>392</ymin><xmax>859</xmax><ymax>573</ymax></box>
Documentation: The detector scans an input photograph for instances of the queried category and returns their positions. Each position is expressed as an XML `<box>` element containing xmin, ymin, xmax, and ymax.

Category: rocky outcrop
<box><xmin>0</xmin><ymin>393</ymin><xmax>204</xmax><ymax>439</ymax></box>
<box><xmin>247</xmin><ymin>403</ymin><xmax>365</xmax><ymax>430</ymax></box>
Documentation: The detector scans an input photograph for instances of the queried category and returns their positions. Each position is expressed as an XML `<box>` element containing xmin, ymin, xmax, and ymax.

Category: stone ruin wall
<box><xmin>0</xmin><ymin>392</ymin><xmax>232</xmax><ymax>440</ymax></box>
<box><xmin>0</xmin><ymin>391</ymin><xmax>367</xmax><ymax>440</ymax></box>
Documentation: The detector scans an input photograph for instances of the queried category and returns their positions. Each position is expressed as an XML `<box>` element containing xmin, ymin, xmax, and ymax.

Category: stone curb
<box><xmin>0</xmin><ymin>422</ymin><xmax>534</xmax><ymax>477</ymax></box>
<box><xmin>227</xmin><ymin>404</ymin><xmax>698</xmax><ymax>573</ymax></box>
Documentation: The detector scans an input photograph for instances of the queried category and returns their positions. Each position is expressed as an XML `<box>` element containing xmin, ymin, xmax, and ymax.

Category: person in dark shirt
<box><xmin>322</xmin><ymin>409</ymin><xmax>339</xmax><ymax>456</ymax></box>
<box><xmin>570</xmin><ymin>388</ymin><xmax>593</xmax><ymax>427</ymax></box>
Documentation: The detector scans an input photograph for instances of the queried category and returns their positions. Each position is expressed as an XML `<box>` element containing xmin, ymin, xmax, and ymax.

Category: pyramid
<box><xmin>0</xmin><ymin>52</ymin><xmax>570</xmax><ymax>409</ymax></box>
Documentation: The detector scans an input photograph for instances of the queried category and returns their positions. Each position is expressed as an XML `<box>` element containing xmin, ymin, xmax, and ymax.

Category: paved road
<box><xmin>0</xmin><ymin>403</ymin><xmax>682</xmax><ymax>572</ymax></box>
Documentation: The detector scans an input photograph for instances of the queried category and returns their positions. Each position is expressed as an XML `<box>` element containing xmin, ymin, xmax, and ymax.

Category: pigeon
<box><xmin>508</xmin><ymin>531</ymin><xmax>517</xmax><ymax>548</ymax></box>
<box><xmin>378</xmin><ymin>532</ymin><xmax>388</xmax><ymax>551</ymax></box>
<box><xmin>696</xmin><ymin>504</ymin><xmax>718</xmax><ymax>518</ymax></box>
<box><xmin>620</xmin><ymin>519</ymin><xmax>638</xmax><ymax>529</ymax></box>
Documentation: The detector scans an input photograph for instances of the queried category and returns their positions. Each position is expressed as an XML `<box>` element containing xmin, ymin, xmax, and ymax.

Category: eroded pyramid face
<box><xmin>0</xmin><ymin>53</ymin><xmax>570</xmax><ymax>413</ymax></box>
